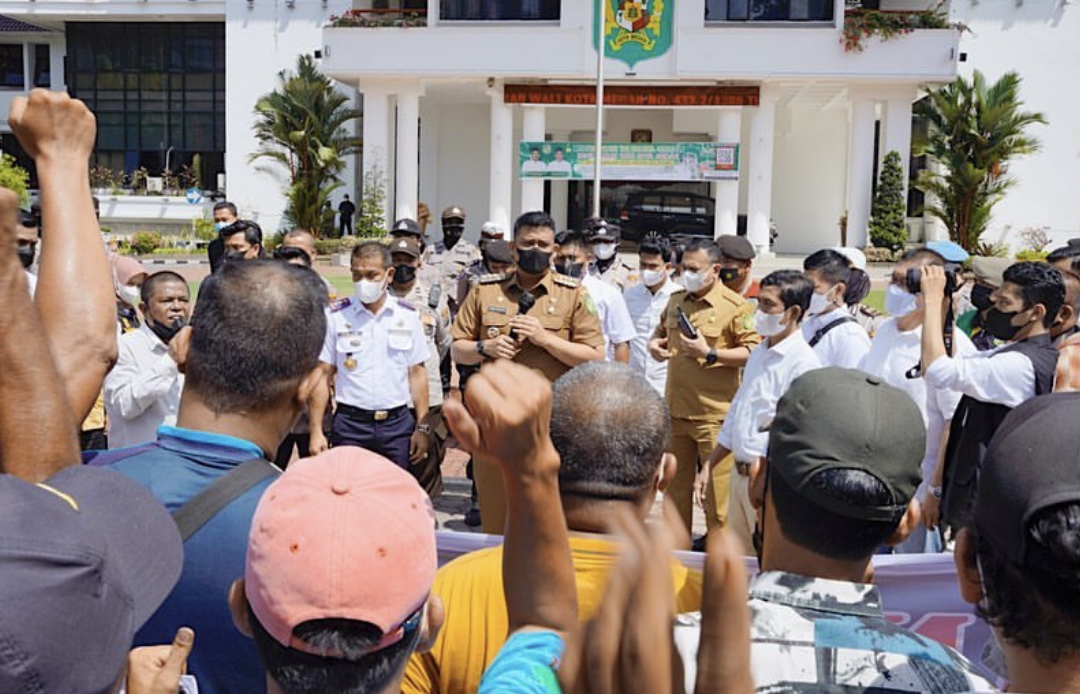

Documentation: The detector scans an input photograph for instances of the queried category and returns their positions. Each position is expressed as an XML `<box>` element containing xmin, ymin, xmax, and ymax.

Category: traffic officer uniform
<box><xmin>389</xmin><ymin>237</ymin><xmax>452</xmax><ymax>496</ymax></box>
<box><xmin>320</xmin><ymin>293</ymin><xmax>430</xmax><ymax>469</ymax></box>
<box><xmin>453</xmin><ymin>269</ymin><xmax>605</xmax><ymax>533</ymax></box>
<box><xmin>657</xmin><ymin>280</ymin><xmax>760</xmax><ymax>532</ymax></box>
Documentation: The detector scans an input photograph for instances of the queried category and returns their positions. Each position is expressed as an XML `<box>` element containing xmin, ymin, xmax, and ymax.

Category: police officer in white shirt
<box><xmin>802</xmin><ymin>249</ymin><xmax>872</xmax><ymax>368</ymax></box>
<box><xmin>554</xmin><ymin>230</ymin><xmax>636</xmax><ymax>363</ymax></box>
<box><xmin>309</xmin><ymin>241</ymin><xmax>431</xmax><ymax>469</ymax></box>
<box><xmin>104</xmin><ymin>271</ymin><xmax>189</xmax><ymax>448</ymax></box>
<box><xmin>697</xmin><ymin>270</ymin><xmax>821</xmax><ymax>553</ymax></box>
<box><xmin>860</xmin><ymin>247</ymin><xmax>975</xmax><ymax>553</ymax></box>
<box><xmin>624</xmin><ymin>239</ymin><xmax>681</xmax><ymax>394</ymax></box>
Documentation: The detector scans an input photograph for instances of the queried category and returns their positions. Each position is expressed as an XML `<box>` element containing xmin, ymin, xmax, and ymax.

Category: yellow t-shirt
<box><xmin>401</xmin><ymin>535</ymin><xmax>703</xmax><ymax>694</ymax></box>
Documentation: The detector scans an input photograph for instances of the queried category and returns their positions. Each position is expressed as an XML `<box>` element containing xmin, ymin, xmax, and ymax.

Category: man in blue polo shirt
<box><xmin>90</xmin><ymin>260</ymin><xmax>329</xmax><ymax>694</ymax></box>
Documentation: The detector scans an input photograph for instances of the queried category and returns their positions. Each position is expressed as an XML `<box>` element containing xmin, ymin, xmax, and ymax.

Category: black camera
<box><xmin>906</xmin><ymin>264</ymin><xmax>960</xmax><ymax>295</ymax></box>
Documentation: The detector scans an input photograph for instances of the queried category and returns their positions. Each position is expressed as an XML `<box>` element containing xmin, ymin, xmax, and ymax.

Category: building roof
<box><xmin>0</xmin><ymin>15</ymin><xmax>54</xmax><ymax>33</ymax></box>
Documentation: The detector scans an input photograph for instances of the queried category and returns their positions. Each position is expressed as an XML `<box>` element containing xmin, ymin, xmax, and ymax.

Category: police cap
<box><xmin>390</xmin><ymin>237</ymin><xmax>422</xmax><ymax>258</ymax></box>
<box><xmin>441</xmin><ymin>206</ymin><xmax>466</xmax><ymax>223</ymax></box>
<box><xmin>719</xmin><ymin>235</ymin><xmax>756</xmax><ymax>262</ymax></box>
<box><xmin>484</xmin><ymin>240</ymin><xmax>514</xmax><ymax>265</ymax></box>
<box><xmin>390</xmin><ymin>218</ymin><xmax>422</xmax><ymax>237</ymax></box>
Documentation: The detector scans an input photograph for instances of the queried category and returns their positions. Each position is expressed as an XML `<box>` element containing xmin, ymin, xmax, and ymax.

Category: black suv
<box><xmin>618</xmin><ymin>191</ymin><xmax>776</xmax><ymax>247</ymax></box>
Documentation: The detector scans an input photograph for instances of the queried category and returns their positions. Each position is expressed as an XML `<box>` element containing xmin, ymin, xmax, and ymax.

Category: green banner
<box><xmin>593</xmin><ymin>0</ymin><xmax>674</xmax><ymax>69</ymax></box>
<box><xmin>519</xmin><ymin>141</ymin><xmax>739</xmax><ymax>181</ymax></box>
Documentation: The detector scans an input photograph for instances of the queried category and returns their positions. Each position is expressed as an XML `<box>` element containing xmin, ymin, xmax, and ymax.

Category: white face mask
<box><xmin>592</xmin><ymin>243</ymin><xmax>617</xmax><ymax>261</ymax></box>
<box><xmin>118</xmin><ymin>284</ymin><xmax>142</xmax><ymax>307</ymax></box>
<box><xmin>884</xmin><ymin>283</ymin><xmax>919</xmax><ymax>318</ymax></box>
<box><xmin>681</xmin><ymin>269</ymin><xmax>711</xmax><ymax>294</ymax></box>
<box><xmin>754</xmin><ymin>310</ymin><xmax>788</xmax><ymax>337</ymax></box>
<box><xmin>355</xmin><ymin>278</ymin><xmax>387</xmax><ymax>305</ymax></box>
<box><xmin>641</xmin><ymin>268</ymin><xmax>667</xmax><ymax>287</ymax></box>
<box><xmin>807</xmin><ymin>290</ymin><xmax>834</xmax><ymax>316</ymax></box>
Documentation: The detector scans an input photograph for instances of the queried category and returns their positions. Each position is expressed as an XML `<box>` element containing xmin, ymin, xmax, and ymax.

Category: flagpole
<box><xmin>592</xmin><ymin>0</ymin><xmax>605</xmax><ymax>219</ymax></box>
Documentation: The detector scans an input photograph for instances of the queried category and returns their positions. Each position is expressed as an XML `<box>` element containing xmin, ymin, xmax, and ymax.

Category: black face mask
<box><xmin>719</xmin><ymin>267</ymin><xmax>741</xmax><ymax>285</ymax></box>
<box><xmin>554</xmin><ymin>260</ymin><xmax>585</xmax><ymax>279</ymax></box>
<box><xmin>983</xmin><ymin>307</ymin><xmax>1024</xmax><ymax>341</ymax></box>
<box><xmin>392</xmin><ymin>263</ymin><xmax>417</xmax><ymax>286</ymax></box>
<box><xmin>223</xmin><ymin>251</ymin><xmax>247</xmax><ymax>266</ymax></box>
<box><xmin>971</xmin><ymin>285</ymin><xmax>994</xmax><ymax>312</ymax></box>
<box><xmin>148</xmin><ymin>316</ymin><xmax>187</xmax><ymax>345</ymax></box>
<box><xmin>516</xmin><ymin>248</ymin><xmax>551</xmax><ymax>275</ymax></box>
<box><xmin>443</xmin><ymin>227</ymin><xmax>463</xmax><ymax>250</ymax></box>
<box><xmin>17</xmin><ymin>246</ymin><xmax>34</xmax><ymax>269</ymax></box>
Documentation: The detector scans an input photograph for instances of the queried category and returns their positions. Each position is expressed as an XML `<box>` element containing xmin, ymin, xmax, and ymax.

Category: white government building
<box><xmin>0</xmin><ymin>0</ymin><xmax>1074</xmax><ymax>252</ymax></box>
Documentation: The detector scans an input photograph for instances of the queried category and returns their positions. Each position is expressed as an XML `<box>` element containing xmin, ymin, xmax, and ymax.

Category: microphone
<box><xmin>510</xmin><ymin>291</ymin><xmax>536</xmax><ymax>340</ymax></box>
<box><xmin>427</xmin><ymin>283</ymin><xmax>441</xmax><ymax>310</ymax></box>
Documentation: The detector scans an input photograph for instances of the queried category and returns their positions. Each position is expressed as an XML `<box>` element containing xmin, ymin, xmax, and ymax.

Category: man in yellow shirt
<box><xmin>402</xmin><ymin>362</ymin><xmax>702</xmax><ymax>694</ymax></box>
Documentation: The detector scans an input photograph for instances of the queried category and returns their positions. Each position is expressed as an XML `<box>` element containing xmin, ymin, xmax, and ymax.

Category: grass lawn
<box><xmin>864</xmin><ymin>289</ymin><xmax>886</xmax><ymax>314</ymax></box>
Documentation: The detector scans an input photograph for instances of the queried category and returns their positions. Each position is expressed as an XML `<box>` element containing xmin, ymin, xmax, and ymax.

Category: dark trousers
<box><xmin>340</xmin><ymin>216</ymin><xmax>353</xmax><ymax>236</ymax></box>
<box><xmin>330</xmin><ymin>405</ymin><xmax>414</xmax><ymax>469</ymax></box>
<box><xmin>79</xmin><ymin>428</ymin><xmax>107</xmax><ymax>452</ymax></box>
<box><xmin>274</xmin><ymin>433</ymin><xmax>311</xmax><ymax>469</ymax></box>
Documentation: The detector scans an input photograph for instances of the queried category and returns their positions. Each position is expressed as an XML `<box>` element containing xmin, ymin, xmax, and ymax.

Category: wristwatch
<box><xmin>704</xmin><ymin>348</ymin><xmax>719</xmax><ymax>366</ymax></box>
<box><xmin>476</xmin><ymin>340</ymin><xmax>486</xmax><ymax>357</ymax></box>
<box><xmin>415</xmin><ymin>423</ymin><xmax>432</xmax><ymax>436</ymax></box>
<box><xmin>929</xmin><ymin>485</ymin><xmax>943</xmax><ymax>500</ymax></box>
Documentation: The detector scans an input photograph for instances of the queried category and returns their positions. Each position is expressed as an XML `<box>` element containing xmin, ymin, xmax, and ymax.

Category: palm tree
<box><xmin>250</xmin><ymin>54</ymin><xmax>361</xmax><ymax>235</ymax></box>
<box><xmin>914</xmin><ymin>71</ymin><xmax>1045</xmax><ymax>251</ymax></box>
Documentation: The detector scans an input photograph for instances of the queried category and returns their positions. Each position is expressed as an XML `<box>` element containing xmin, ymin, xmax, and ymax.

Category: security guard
<box><xmin>584</xmin><ymin>217</ymin><xmax>637</xmax><ymax>290</ymax></box>
<box><xmin>718</xmin><ymin>234</ymin><xmax>760</xmax><ymax>301</ymax></box>
<box><xmin>424</xmin><ymin>205</ymin><xmax>482</xmax><ymax>316</ymax></box>
<box><xmin>310</xmin><ymin>241</ymin><xmax>431</xmax><ymax>470</ymax></box>
<box><xmin>456</xmin><ymin>237</ymin><xmax>516</xmax><ymax>307</ymax></box>
<box><xmin>388</xmin><ymin>236</ymin><xmax>451</xmax><ymax>496</ymax></box>
<box><xmin>648</xmin><ymin>238</ymin><xmax>760</xmax><ymax>532</ymax></box>
<box><xmin>452</xmin><ymin>210</ymin><xmax>605</xmax><ymax>533</ymax></box>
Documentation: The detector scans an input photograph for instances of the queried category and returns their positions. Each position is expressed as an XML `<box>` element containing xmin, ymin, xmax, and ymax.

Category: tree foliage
<box><xmin>355</xmin><ymin>166</ymin><xmax>387</xmax><ymax>239</ymax></box>
<box><xmin>868</xmin><ymin>150</ymin><xmax>908</xmax><ymax>252</ymax></box>
<box><xmin>914</xmin><ymin>71</ymin><xmax>1045</xmax><ymax>251</ymax></box>
<box><xmin>250</xmin><ymin>54</ymin><xmax>360</xmax><ymax>236</ymax></box>
<box><xmin>0</xmin><ymin>153</ymin><xmax>30</xmax><ymax>205</ymax></box>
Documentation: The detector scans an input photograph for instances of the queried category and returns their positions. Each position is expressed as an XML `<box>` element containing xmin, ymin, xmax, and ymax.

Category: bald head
<box><xmin>550</xmin><ymin>362</ymin><xmax>670</xmax><ymax>507</ymax></box>
<box><xmin>282</xmin><ymin>229</ymin><xmax>317</xmax><ymax>261</ymax></box>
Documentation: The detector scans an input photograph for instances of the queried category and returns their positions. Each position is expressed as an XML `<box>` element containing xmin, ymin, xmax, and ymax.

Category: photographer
<box><xmin>920</xmin><ymin>261</ymin><xmax>1064</xmax><ymax>536</ymax></box>
<box><xmin>860</xmin><ymin>247</ymin><xmax>974</xmax><ymax>551</ymax></box>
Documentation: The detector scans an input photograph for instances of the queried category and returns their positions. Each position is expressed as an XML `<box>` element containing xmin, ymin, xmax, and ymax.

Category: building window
<box><xmin>706</xmin><ymin>0</ymin><xmax>833</xmax><ymax>21</ymax></box>
<box><xmin>33</xmin><ymin>44</ymin><xmax>50</xmax><ymax>88</ymax></box>
<box><xmin>441</xmin><ymin>0</ymin><xmax>559</xmax><ymax>20</ymax></box>
<box><xmin>0</xmin><ymin>45</ymin><xmax>23</xmax><ymax>89</ymax></box>
<box><xmin>66</xmin><ymin>22</ymin><xmax>225</xmax><ymax>189</ymax></box>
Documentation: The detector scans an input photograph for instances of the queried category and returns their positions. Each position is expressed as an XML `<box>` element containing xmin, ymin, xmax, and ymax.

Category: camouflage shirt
<box><xmin>673</xmin><ymin>571</ymin><xmax>995</xmax><ymax>693</ymax></box>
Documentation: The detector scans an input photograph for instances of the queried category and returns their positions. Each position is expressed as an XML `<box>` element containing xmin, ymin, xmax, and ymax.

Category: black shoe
<box><xmin>464</xmin><ymin>505</ymin><xmax>482</xmax><ymax>528</ymax></box>
<box><xmin>691</xmin><ymin>533</ymin><xmax>708</xmax><ymax>552</ymax></box>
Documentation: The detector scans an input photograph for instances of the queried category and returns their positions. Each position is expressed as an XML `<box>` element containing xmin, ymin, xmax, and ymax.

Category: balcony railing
<box><xmin>328</xmin><ymin>7</ymin><xmax>427</xmax><ymax>27</ymax></box>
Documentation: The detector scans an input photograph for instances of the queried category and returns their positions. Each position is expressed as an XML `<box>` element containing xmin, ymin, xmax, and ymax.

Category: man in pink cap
<box><xmin>227</xmin><ymin>445</ymin><xmax>442</xmax><ymax>693</ymax></box>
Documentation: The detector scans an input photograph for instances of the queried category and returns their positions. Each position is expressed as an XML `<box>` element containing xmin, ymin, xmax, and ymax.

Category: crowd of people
<box><xmin>6</xmin><ymin>87</ymin><xmax>1080</xmax><ymax>693</ymax></box>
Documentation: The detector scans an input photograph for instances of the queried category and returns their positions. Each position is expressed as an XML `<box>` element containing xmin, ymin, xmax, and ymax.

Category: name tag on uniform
<box><xmin>487</xmin><ymin>306</ymin><xmax>508</xmax><ymax>315</ymax></box>
<box><xmin>336</xmin><ymin>331</ymin><xmax>361</xmax><ymax>354</ymax></box>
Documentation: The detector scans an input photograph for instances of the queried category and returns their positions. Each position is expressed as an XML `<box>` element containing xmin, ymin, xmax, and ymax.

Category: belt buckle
<box><xmin>374</xmin><ymin>410</ymin><xmax>389</xmax><ymax>422</ymax></box>
<box><xmin>735</xmin><ymin>460</ymin><xmax>752</xmax><ymax>476</ymax></box>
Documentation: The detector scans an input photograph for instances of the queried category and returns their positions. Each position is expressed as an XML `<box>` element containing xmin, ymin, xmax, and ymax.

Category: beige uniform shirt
<box><xmin>657</xmin><ymin>281</ymin><xmax>760</xmax><ymax>420</ymax></box>
<box><xmin>453</xmin><ymin>271</ymin><xmax>604</xmax><ymax>383</ymax></box>
<box><xmin>422</xmin><ymin>240</ymin><xmax>481</xmax><ymax>311</ymax></box>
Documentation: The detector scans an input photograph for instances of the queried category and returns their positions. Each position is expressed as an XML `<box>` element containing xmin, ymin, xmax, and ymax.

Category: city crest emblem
<box><xmin>594</xmin><ymin>0</ymin><xmax>673</xmax><ymax>69</ymax></box>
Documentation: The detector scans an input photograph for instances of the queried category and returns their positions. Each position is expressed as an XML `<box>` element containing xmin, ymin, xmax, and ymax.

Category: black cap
<box><xmin>977</xmin><ymin>392</ymin><xmax>1080</xmax><ymax>569</ymax></box>
<box><xmin>583</xmin><ymin>217</ymin><xmax>620</xmax><ymax>242</ymax></box>
<box><xmin>769</xmin><ymin>368</ymin><xmax>925</xmax><ymax>522</ymax></box>
<box><xmin>484</xmin><ymin>240</ymin><xmax>514</xmax><ymax>265</ymax></box>
<box><xmin>390</xmin><ymin>218</ymin><xmax>422</xmax><ymax>237</ymax></box>
<box><xmin>719</xmin><ymin>235</ymin><xmax>756</xmax><ymax>261</ymax></box>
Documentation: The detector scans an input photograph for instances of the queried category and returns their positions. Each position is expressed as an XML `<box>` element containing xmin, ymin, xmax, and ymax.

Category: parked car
<box><xmin>619</xmin><ymin>191</ymin><xmax>777</xmax><ymax>248</ymax></box>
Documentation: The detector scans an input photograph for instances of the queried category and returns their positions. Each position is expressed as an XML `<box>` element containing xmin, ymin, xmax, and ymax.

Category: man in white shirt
<box><xmin>860</xmin><ymin>247</ymin><xmax>974</xmax><ymax>553</ymax></box>
<box><xmin>545</xmin><ymin>147</ymin><xmax>573</xmax><ymax>176</ymax></box>
<box><xmin>624</xmin><ymin>240</ymin><xmax>681</xmax><ymax>394</ymax></box>
<box><xmin>697</xmin><ymin>270</ymin><xmax>821</xmax><ymax>553</ymax></box>
<box><xmin>554</xmin><ymin>230</ymin><xmax>635</xmax><ymax>363</ymax></box>
<box><xmin>104</xmin><ymin>271</ymin><xmax>190</xmax><ymax>448</ymax></box>
<box><xmin>802</xmin><ymin>249</ymin><xmax>871</xmax><ymax>368</ymax></box>
<box><xmin>16</xmin><ymin>208</ymin><xmax>38</xmax><ymax>296</ymax></box>
<box><xmin>521</xmin><ymin>147</ymin><xmax>547</xmax><ymax>175</ymax></box>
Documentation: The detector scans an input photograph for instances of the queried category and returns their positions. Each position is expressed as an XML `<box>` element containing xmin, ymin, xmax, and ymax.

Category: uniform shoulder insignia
<box><xmin>329</xmin><ymin>297</ymin><xmax>352</xmax><ymax>312</ymax></box>
<box><xmin>552</xmin><ymin>274</ymin><xmax>581</xmax><ymax>288</ymax></box>
<box><xmin>858</xmin><ymin>304</ymin><xmax>883</xmax><ymax>318</ymax></box>
<box><xmin>479</xmin><ymin>272</ymin><xmax>508</xmax><ymax>284</ymax></box>
<box><xmin>396</xmin><ymin>299</ymin><xmax>418</xmax><ymax>311</ymax></box>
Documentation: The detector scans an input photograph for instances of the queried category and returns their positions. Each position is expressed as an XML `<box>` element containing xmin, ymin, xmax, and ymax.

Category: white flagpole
<box><xmin>592</xmin><ymin>0</ymin><xmax>605</xmax><ymax>219</ymax></box>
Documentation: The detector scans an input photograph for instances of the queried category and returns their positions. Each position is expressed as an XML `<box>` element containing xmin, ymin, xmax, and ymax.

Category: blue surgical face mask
<box><xmin>215</xmin><ymin>221</ymin><xmax>229</xmax><ymax>232</ymax></box>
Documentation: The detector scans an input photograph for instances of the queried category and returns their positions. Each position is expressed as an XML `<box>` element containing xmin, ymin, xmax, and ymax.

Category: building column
<box><xmin>714</xmin><ymin>107</ymin><xmax>742</xmax><ymax>239</ymax></box>
<box><xmin>361</xmin><ymin>83</ymin><xmax>393</xmax><ymax>228</ymax></box>
<box><xmin>489</xmin><ymin>85</ymin><xmax>514</xmax><ymax>234</ymax></box>
<box><xmin>395</xmin><ymin>89</ymin><xmax>421</xmax><ymax>221</ymax></box>
<box><xmin>550</xmin><ymin>129</ymin><xmax>570</xmax><ymax>231</ymax></box>
<box><xmin>883</xmin><ymin>94</ymin><xmax>914</xmax><ymax>233</ymax></box>
<box><xmin>846</xmin><ymin>94</ymin><xmax>877</xmax><ymax>248</ymax></box>
<box><xmin>521</xmin><ymin>106</ymin><xmax>546</xmax><ymax>213</ymax></box>
<box><xmin>746</xmin><ymin>87</ymin><xmax>778</xmax><ymax>256</ymax></box>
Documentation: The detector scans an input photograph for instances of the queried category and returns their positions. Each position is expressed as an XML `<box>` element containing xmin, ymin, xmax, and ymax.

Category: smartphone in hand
<box><xmin>677</xmin><ymin>307</ymin><xmax>699</xmax><ymax>340</ymax></box>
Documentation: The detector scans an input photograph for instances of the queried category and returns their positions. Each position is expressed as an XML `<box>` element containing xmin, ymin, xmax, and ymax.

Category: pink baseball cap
<box><xmin>245</xmin><ymin>447</ymin><xmax>437</xmax><ymax>658</ymax></box>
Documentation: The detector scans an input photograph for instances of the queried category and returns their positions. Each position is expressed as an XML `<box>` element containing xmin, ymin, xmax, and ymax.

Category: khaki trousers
<box><xmin>668</xmin><ymin>417</ymin><xmax>729</xmax><ymax>533</ymax></box>
<box><xmin>726</xmin><ymin>468</ymin><xmax>757</xmax><ymax>556</ymax></box>
<box><xmin>474</xmin><ymin>453</ymin><xmax>508</xmax><ymax>535</ymax></box>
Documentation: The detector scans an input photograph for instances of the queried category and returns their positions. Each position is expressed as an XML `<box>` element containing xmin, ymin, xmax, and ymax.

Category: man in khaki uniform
<box><xmin>452</xmin><ymin>210</ymin><xmax>605</xmax><ymax>533</ymax></box>
<box><xmin>649</xmin><ymin>238</ymin><xmax>760</xmax><ymax>532</ymax></box>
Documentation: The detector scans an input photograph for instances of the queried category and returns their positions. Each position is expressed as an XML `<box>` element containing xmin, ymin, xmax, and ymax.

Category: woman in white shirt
<box><xmin>801</xmin><ymin>248</ymin><xmax>872</xmax><ymax>368</ymax></box>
